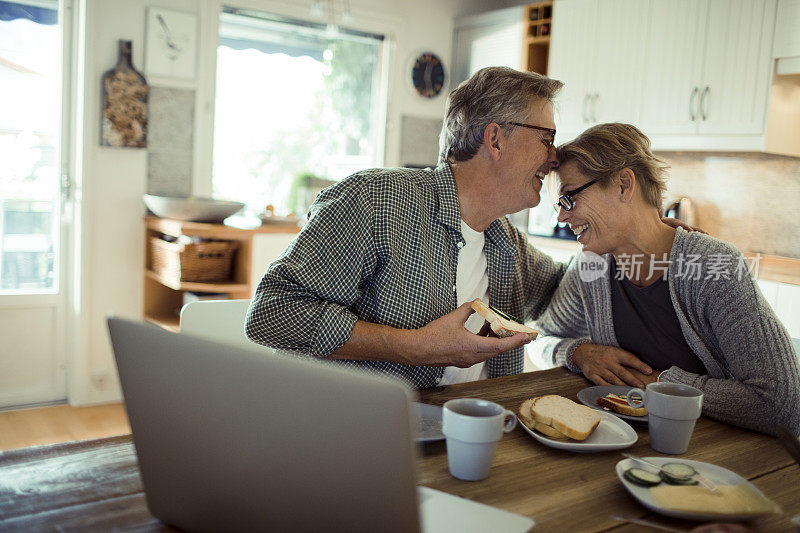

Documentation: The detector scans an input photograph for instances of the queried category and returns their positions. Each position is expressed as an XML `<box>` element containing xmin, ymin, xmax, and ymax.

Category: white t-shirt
<box><xmin>438</xmin><ymin>220</ymin><xmax>490</xmax><ymax>386</ymax></box>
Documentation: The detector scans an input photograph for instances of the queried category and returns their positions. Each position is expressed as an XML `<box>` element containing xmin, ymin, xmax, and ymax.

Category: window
<box><xmin>0</xmin><ymin>0</ymin><xmax>61</xmax><ymax>292</ymax></box>
<box><xmin>213</xmin><ymin>8</ymin><xmax>386</xmax><ymax>216</ymax></box>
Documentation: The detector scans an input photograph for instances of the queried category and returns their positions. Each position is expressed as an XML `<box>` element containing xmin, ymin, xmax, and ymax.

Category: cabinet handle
<box><xmin>689</xmin><ymin>86</ymin><xmax>699</xmax><ymax>121</ymax></box>
<box><xmin>581</xmin><ymin>93</ymin><xmax>590</xmax><ymax>123</ymax></box>
<box><xmin>700</xmin><ymin>86</ymin><xmax>710</xmax><ymax>121</ymax></box>
<box><xmin>591</xmin><ymin>93</ymin><xmax>599</xmax><ymax>123</ymax></box>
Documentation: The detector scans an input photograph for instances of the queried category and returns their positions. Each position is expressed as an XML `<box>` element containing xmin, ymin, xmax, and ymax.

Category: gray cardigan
<box><xmin>532</xmin><ymin>228</ymin><xmax>800</xmax><ymax>436</ymax></box>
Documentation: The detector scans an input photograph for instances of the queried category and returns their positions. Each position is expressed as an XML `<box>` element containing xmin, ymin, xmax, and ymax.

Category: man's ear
<box><xmin>617</xmin><ymin>168</ymin><xmax>636</xmax><ymax>203</ymax></box>
<box><xmin>483</xmin><ymin>123</ymin><xmax>503</xmax><ymax>160</ymax></box>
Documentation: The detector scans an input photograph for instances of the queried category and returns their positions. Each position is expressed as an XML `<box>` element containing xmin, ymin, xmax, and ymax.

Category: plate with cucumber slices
<box><xmin>616</xmin><ymin>457</ymin><xmax>780</xmax><ymax>520</ymax></box>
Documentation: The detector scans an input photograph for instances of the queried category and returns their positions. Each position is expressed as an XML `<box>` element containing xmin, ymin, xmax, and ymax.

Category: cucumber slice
<box><xmin>659</xmin><ymin>471</ymin><xmax>699</xmax><ymax>485</ymax></box>
<box><xmin>624</xmin><ymin>468</ymin><xmax>662</xmax><ymax>487</ymax></box>
<box><xmin>660</xmin><ymin>462</ymin><xmax>698</xmax><ymax>482</ymax></box>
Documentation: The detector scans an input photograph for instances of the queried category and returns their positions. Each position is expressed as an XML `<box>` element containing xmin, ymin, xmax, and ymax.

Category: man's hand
<box><xmin>572</xmin><ymin>344</ymin><xmax>653</xmax><ymax>387</ymax></box>
<box><xmin>408</xmin><ymin>302</ymin><xmax>530</xmax><ymax>368</ymax></box>
<box><xmin>660</xmin><ymin>216</ymin><xmax>707</xmax><ymax>234</ymax></box>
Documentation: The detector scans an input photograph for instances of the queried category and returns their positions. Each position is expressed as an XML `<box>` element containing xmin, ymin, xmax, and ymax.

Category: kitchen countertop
<box><xmin>527</xmin><ymin>234</ymin><xmax>800</xmax><ymax>286</ymax></box>
<box><xmin>145</xmin><ymin>216</ymin><xmax>301</xmax><ymax>237</ymax></box>
<box><xmin>744</xmin><ymin>253</ymin><xmax>800</xmax><ymax>286</ymax></box>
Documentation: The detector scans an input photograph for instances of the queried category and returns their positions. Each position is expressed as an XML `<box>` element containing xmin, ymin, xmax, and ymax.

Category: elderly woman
<box><xmin>532</xmin><ymin>123</ymin><xmax>800</xmax><ymax>436</ymax></box>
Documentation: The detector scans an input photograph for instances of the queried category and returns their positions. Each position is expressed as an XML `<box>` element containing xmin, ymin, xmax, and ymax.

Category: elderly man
<box><xmin>245</xmin><ymin>66</ymin><xmax>566</xmax><ymax>388</ymax></box>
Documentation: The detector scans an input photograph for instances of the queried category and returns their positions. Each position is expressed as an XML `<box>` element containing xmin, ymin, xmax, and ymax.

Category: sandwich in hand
<box><xmin>471</xmin><ymin>299</ymin><xmax>538</xmax><ymax>341</ymax></box>
<box><xmin>518</xmin><ymin>395</ymin><xmax>601</xmax><ymax>441</ymax></box>
<box><xmin>596</xmin><ymin>393</ymin><xmax>647</xmax><ymax>417</ymax></box>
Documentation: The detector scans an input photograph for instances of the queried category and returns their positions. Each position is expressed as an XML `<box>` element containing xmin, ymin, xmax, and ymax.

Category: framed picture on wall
<box><xmin>145</xmin><ymin>7</ymin><xmax>198</xmax><ymax>81</ymax></box>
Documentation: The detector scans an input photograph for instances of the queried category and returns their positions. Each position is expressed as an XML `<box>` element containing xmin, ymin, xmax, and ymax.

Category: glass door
<box><xmin>0</xmin><ymin>0</ymin><xmax>72</xmax><ymax>408</ymax></box>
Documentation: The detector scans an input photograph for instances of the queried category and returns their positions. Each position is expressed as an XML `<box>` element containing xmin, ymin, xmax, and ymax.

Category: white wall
<box><xmin>70</xmin><ymin>0</ymin><xmax>479</xmax><ymax>404</ymax></box>
<box><xmin>71</xmin><ymin>0</ymin><xmax>198</xmax><ymax>405</ymax></box>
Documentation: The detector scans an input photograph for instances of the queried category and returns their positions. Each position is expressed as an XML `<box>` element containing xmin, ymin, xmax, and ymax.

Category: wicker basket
<box><xmin>149</xmin><ymin>236</ymin><xmax>239</xmax><ymax>283</ymax></box>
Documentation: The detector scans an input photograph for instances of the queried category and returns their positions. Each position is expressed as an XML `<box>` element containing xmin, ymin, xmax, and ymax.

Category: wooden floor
<box><xmin>0</xmin><ymin>403</ymin><xmax>130</xmax><ymax>451</ymax></box>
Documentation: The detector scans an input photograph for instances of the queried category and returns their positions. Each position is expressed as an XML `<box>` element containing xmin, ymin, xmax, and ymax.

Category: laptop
<box><xmin>107</xmin><ymin>317</ymin><xmax>534</xmax><ymax>533</ymax></box>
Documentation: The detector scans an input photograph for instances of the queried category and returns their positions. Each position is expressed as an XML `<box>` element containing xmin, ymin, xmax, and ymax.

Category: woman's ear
<box><xmin>617</xmin><ymin>168</ymin><xmax>636</xmax><ymax>203</ymax></box>
<box><xmin>483</xmin><ymin>123</ymin><xmax>504</xmax><ymax>160</ymax></box>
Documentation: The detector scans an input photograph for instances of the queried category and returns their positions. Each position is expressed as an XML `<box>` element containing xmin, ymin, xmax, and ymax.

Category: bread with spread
<box><xmin>471</xmin><ymin>299</ymin><xmax>538</xmax><ymax>341</ymax></box>
<box><xmin>597</xmin><ymin>392</ymin><xmax>647</xmax><ymax>417</ymax></box>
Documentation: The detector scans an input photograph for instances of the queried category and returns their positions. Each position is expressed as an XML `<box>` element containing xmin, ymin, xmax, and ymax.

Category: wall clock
<box><xmin>411</xmin><ymin>52</ymin><xmax>446</xmax><ymax>99</ymax></box>
<box><xmin>145</xmin><ymin>7</ymin><xmax>198</xmax><ymax>82</ymax></box>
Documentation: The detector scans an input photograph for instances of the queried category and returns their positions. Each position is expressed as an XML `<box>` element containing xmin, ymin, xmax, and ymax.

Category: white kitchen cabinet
<box><xmin>590</xmin><ymin>1</ymin><xmax>650</xmax><ymax>126</ymax></box>
<box><xmin>757</xmin><ymin>279</ymin><xmax>781</xmax><ymax>308</ymax></box>
<box><xmin>773</xmin><ymin>0</ymin><xmax>800</xmax><ymax>59</ymax></box>
<box><xmin>548</xmin><ymin>0</ymin><xmax>649</xmax><ymax>141</ymax></box>
<box><xmin>774</xmin><ymin>282</ymin><xmax>800</xmax><ymax>339</ymax></box>
<box><xmin>757</xmin><ymin>278</ymin><xmax>800</xmax><ymax>339</ymax></box>
<box><xmin>547</xmin><ymin>0</ymin><xmax>597</xmax><ymax>137</ymax></box>
<box><xmin>640</xmin><ymin>0</ymin><xmax>708</xmax><ymax>135</ymax></box>
<box><xmin>699</xmin><ymin>0</ymin><xmax>776</xmax><ymax>135</ymax></box>
<box><xmin>642</xmin><ymin>0</ymin><xmax>777</xmax><ymax>139</ymax></box>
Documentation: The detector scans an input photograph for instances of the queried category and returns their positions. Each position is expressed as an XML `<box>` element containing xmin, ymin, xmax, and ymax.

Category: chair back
<box><xmin>180</xmin><ymin>299</ymin><xmax>254</xmax><ymax>347</ymax></box>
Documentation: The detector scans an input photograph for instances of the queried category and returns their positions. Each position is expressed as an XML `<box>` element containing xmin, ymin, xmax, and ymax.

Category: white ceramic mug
<box><xmin>441</xmin><ymin>398</ymin><xmax>517</xmax><ymax>481</ymax></box>
<box><xmin>627</xmin><ymin>382</ymin><xmax>704</xmax><ymax>454</ymax></box>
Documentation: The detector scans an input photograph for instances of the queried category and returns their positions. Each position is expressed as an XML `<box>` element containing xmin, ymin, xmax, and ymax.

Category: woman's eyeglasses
<box><xmin>553</xmin><ymin>179</ymin><xmax>599</xmax><ymax>213</ymax></box>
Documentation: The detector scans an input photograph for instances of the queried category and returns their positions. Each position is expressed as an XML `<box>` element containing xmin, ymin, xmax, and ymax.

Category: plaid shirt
<box><xmin>245</xmin><ymin>164</ymin><xmax>566</xmax><ymax>389</ymax></box>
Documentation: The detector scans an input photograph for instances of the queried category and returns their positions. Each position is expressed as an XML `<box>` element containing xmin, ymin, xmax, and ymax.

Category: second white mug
<box><xmin>627</xmin><ymin>382</ymin><xmax>703</xmax><ymax>454</ymax></box>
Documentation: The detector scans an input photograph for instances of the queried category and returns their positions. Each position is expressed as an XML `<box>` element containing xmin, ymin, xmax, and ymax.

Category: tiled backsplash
<box><xmin>146</xmin><ymin>87</ymin><xmax>195</xmax><ymax>196</ymax></box>
<box><xmin>658</xmin><ymin>152</ymin><xmax>800</xmax><ymax>259</ymax></box>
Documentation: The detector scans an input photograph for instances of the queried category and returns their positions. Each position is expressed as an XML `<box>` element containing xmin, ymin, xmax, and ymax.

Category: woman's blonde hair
<box><xmin>556</xmin><ymin>123</ymin><xmax>669</xmax><ymax>209</ymax></box>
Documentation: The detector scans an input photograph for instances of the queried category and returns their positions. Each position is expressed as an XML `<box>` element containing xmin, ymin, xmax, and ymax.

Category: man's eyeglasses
<box><xmin>505</xmin><ymin>122</ymin><xmax>556</xmax><ymax>149</ymax></box>
<box><xmin>553</xmin><ymin>179</ymin><xmax>599</xmax><ymax>213</ymax></box>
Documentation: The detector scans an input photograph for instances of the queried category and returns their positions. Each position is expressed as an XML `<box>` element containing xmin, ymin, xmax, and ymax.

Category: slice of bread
<box><xmin>596</xmin><ymin>393</ymin><xmax>647</xmax><ymax>417</ymax></box>
<box><xmin>531</xmin><ymin>395</ymin><xmax>601</xmax><ymax>441</ymax></box>
<box><xmin>471</xmin><ymin>299</ymin><xmax>538</xmax><ymax>341</ymax></box>
<box><xmin>518</xmin><ymin>397</ymin><xmax>569</xmax><ymax>440</ymax></box>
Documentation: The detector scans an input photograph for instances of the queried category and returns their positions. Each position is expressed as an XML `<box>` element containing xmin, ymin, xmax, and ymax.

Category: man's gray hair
<box><xmin>438</xmin><ymin>67</ymin><xmax>563</xmax><ymax>164</ymax></box>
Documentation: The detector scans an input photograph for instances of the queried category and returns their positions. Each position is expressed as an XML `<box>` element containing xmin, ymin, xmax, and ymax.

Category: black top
<box><xmin>609</xmin><ymin>258</ymin><xmax>706</xmax><ymax>374</ymax></box>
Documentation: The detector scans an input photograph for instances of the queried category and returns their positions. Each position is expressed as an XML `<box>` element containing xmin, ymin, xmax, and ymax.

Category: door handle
<box><xmin>700</xmin><ymin>86</ymin><xmax>710</xmax><ymax>121</ymax></box>
<box><xmin>61</xmin><ymin>172</ymin><xmax>72</xmax><ymax>203</ymax></box>
<box><xmin>591</xmin><ymin>92</ymin><xmax>599</xmax><ymax>123</ymax></box>
<box><xmin>689</xmin><ymin>86</ymin><xmax>699</xmax><ymax>121</ymax></box>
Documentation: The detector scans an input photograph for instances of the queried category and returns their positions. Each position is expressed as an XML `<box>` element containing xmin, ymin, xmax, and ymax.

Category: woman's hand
<box><xmin>572</xmin><ymin>343</ymin><xmax>653</xmax><ymax>387</ymax></box>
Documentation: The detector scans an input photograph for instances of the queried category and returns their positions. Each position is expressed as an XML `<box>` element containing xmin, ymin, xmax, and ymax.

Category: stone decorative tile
<box><xmin>147</xmin><ymin>150</ymin><xmax>192</xmax><ymax>197</ymax></box>
<box><xmin>147</xmin><ymin>87</ymin><xmax>195</xmax><ymax>151</ymax></box>
<box><xmin>146</xmin><ymin>87</ymin><xmax>195</xmax><ymax>197</ymax></box>
<box><xmin>400</xmin><ymin>115</ymin><xmax>443</xmax><ymax>167</ymax></box>
<box><xmin>657</xmin><ymin>151</ymin><xmax>800</xmax><ymax>258</ymax></box>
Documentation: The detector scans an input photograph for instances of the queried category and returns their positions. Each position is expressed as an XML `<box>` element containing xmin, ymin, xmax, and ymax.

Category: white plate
<box><xmin>414</xmin><ymin>402</ymin><xmax>444</xmax><ymax>443</ymax></box>
<box><xmin>577</xmin><ymin>385</ymin><xmax>649</xmax><ymax>423</ymax></box>
<box><xmin>616</xmin><ymin>457</ymin><xmax>779</xmax><ymax>521</ymax></box>
<box><xmin>520</xmin><ymin>411</ymin><xmax>637</xmax><ymax>452</ymax></box>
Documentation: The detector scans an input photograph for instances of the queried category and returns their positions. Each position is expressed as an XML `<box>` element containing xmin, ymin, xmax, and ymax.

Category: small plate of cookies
<box><xmin>518</xmin><ymin>395</ymin><xmax>637</xmax><ymax>453</ymax></box>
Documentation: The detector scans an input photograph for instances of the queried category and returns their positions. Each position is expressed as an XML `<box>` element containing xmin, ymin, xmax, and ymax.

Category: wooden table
<box><xmin>1</xmin><ymin>368</ymin><xmax>798</xmax><ymax>532</ymax></box>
